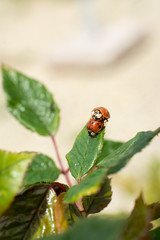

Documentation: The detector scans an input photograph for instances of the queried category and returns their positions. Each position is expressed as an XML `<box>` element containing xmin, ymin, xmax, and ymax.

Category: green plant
<box><xmin>0</xmin><ymin>65</ymin><xmax>160</xmax><ymax>240</ymax></box>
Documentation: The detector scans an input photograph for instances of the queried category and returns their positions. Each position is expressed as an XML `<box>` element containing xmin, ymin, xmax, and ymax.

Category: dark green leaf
<box><xmin>38</xmin><ymin>215</ymin><xmax>126</xmax><ymax>240</ymax></box>
<box><xmin>0</xmin><ymin>183</ymin><xmax>72</xmax><ymax>240</ymax></box>
<box><xmin>2</xmin><ymin>65</ymin><xmax>60</xmax><ymax>136</ymax></box>
<box><xmin>150</xmin><ymin>227</ymin><xmax>160</xmax><ymax>240</ymax></box>
<box><xmin>64</xmin><ymin>168</ymin><xmax>107</xmax><ymax>203</ymax></box>
<box><xmin>24</xmin><ymin>154</ymin><xmax>61</xmax><ymax>186</ymax></box>
<box><xmin>96</xmin><ymin>139</ymin><xmax>123</xmax><ymax>164</ymax></box>
<box><xmin>66</xmin><ymin>125</ymin><xmax>105</xmax><ymax>180</ymax></box>
<box><xmin>0</xmin><ymin>184</ymin><xmax>57</xmax><ymax>240</ymax></box>
<box><xmin>82</xmin><ymin>175</ymin><xmax>112</xmax><ymax>215</ymax></box>
<box><xmin>98</xmin><ymin>128</ymin><xmax>160</xmax><ymax>174</ymax></box>
<box><xmin>0</xmin><ymin>150</ymin><xmax>36</xmax><ymax>216</ymax></box>
<box><xmin>120</xmin><ymin>194</ymin><xmax>160</xmax><ymax>240</ymax></box>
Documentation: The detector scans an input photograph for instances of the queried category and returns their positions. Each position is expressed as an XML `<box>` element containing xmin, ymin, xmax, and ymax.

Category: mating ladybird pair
<box><xmin>87</xmin><ymin>107</ymin><xmax>110</xmax><ymax>137</ymax></box>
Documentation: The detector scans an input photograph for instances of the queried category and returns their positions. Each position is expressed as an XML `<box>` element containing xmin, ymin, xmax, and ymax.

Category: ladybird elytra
<box><xmin>91</xmin><ymin>107</ymin><xmax>110</xmax><ymax>121</ymax></box>
<box><xmin>87</xmin><ymin>118</ymin><xmax>104</xmax><ymax>137</ymax></box>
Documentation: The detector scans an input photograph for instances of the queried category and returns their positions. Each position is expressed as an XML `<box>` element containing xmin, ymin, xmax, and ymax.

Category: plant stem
<box><xmin>75</xmin><ymin>201</ymin><xmax>83</xmax><ymax>212</ymax></box>
<box><xmin>51</xmin><ymin>136</ymin><xmax>72</xmax><ymax>187</ymax></box>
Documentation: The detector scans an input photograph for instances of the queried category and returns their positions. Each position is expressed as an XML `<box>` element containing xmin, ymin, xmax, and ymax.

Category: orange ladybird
<box><xmin>91</xmin><ymin>107</ymin><xmax>110</xmax><ymax>121</ymax></box>
<box><xmin>87</xmin><ymin>119</ymin><xmax>104</xmax><ymax>137</ymax></box>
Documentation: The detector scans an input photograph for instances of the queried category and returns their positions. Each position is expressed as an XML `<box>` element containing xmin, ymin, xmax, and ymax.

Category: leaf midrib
<box><xmin>19</xmin><ymin>100</ymin><xmax>51</xmax><ymax>135</ymax></box>
<box><xmin>77</xmin><ymin>135</ymin><xmax>90</xmax><ymax>179</ymax></box>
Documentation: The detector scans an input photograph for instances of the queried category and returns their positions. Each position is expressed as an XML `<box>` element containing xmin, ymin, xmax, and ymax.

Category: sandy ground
<box><xmin>0</xmin><ymin>0</ymin><xmax>160</xmax><ymax>214</ymax></box>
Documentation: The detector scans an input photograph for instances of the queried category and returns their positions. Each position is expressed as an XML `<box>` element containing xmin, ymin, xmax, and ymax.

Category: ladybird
<box><xmin>91</xmin><ymin>107</ymin><xmax>110</xmax><ymax>121</ymax></box>
<box><xmin>87</xmin><ymin>119</ymin><xmax>104</xmax><ymax>137</ymax></box>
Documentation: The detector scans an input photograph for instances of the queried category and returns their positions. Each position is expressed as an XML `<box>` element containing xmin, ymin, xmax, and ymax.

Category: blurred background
<box><xmin>0</xmin><ymin>0</ymin><xmax>160</xmax><ymax>214</ymax></box>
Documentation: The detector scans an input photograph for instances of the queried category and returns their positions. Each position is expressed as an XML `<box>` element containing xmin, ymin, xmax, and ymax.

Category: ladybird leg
<box><xmin>103</xmin><ymin>120</ymin><xmax>107</xmax><ymax>126</ymax></box>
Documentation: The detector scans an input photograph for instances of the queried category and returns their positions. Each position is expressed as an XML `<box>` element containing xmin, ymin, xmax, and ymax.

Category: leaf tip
<box><xmin>1</xmin><ymin>63</ymin><xmax>11</xmax><ymax>73</ymax></box>
<box><xmin>154</xmin><ymin>127</ymin><xmax>160</xmax><ymax>136</ymax></box>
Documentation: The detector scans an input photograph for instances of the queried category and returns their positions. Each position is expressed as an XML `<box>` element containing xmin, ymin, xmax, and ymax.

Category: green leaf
<box><xmin>150</xmin><ymin>227</ymin><xmax>160</xmax><ymax>240</ymax></box>
<box><xmin>0</xmin><ymin>150</ymin><xmax>36</xmax><ymax>216</ymax></box>
<box><xmin>120</xmin><ymin>194</ymin><xmax>160</xmax><ymax>240</ymax></box>
<box><xmin>82</xmin><ymin>175</ymin><xmax>112</xmax><ymax>215</ymax></box>
<box><xmin>24</xmin><ymin>153</ymin><xmax>61</xmax><ymax>186</ymax></box>
<box><xmin>66</xmin><ymin>125</ymin><xmax>105</xmax><ymax>180</ymax></box>
<box><xmin>64</xmin><ymin>168</ymin><xmax>107</xmax><ymax>203</ymax></box>
<box><xmin>38</xmin><ymin>215</ymin><xmax>126</xmax><ymax>240</ymax></box>
<box><xmin>0</xmin><ymin>183</ymin><xmax>70</xmax><ymax>240</ymax></box>
<box><xmin>97</xmin><ymin>128</ymin><xmax>160</xmax><ymax>174</ymax></box>
<box><xmin>96</xmin><ymin>139</ymin><xmax>123</xmax><ymax>164</ymax></box>
<box><xmin>2</xmin><ymin>65</ymin><xmax>60</xmax><ymax>136</ymax></box>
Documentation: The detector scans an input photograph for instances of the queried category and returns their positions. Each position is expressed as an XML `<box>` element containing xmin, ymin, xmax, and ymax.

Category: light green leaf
<box><xmin>66</xmin><ymin>125</ymin><xmax>105</xmax><ymax>180</ymax></box>
<box><xmin>24</xmin><ymin>154</ymin><xmax>61</xmax><ymax>186</ymax></box>
<box><xmin>64</xmin><ymin>168</ymin><xmax>107</xmax><ymax>203</ymax></box>
<box><xmin>0</xmin><ymin>150</ymin><xmax>36</xmax><ymax>216</ymax></box>
<box><xmin>98</xmin><ymin>128</ymin><xmax>160</xmax><ymax>174</ymax></box>
<box><xmin>2</xmin><ymin>65</ymin><xmax>60</xmax><ymax>136</ymax></box>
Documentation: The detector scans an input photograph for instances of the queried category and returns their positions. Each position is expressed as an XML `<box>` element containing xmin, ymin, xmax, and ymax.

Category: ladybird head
<box><xmin>87</xmin><ymin>130</ymin><xmax>97</xmax><ymax>137</ymax></box>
